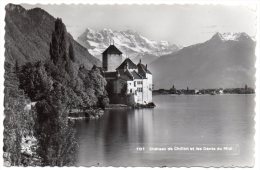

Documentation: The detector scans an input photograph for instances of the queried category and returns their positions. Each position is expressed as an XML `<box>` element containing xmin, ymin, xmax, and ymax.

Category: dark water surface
<box><xmin>75</xmin><ymin>94</ymin><xmax>255</xmax><ymax>167</ymax></box>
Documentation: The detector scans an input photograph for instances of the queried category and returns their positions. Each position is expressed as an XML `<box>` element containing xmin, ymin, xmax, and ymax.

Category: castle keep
<box><xmin>102</xmin><ymin>44</ymin><xmax>153</xmax><ymax>105</ymax></box>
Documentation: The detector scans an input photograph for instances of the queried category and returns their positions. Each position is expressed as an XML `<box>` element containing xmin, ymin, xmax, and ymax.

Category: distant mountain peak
<box><xmin>211</xmin><ymin>32</ymin><xmax>252</xmax><ymax>42</ymax></box>
<box><xmin>77</xmin><ymin>28</ymin><xmax>181</xmax><ymax>63</ymax></box>
<box><xmin>150</xmin><ymin>31</ymin><xmax>255</xmax><ymax>89</ymax></box>
<box><xmin>124</xmin><ymin>29</ymin><xmax>138</xmax><ymax>34</ymax></box>
<box><xmin>6</xmin><ymin>3</ymin><xmax>26</xmax><ymax>13</ymax></box>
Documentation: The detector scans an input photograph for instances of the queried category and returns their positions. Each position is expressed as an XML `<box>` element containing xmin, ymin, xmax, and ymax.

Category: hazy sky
<box><xmin>22</xmin><ymin>4</ymin><xmax>257</xmax><ymax>46</ymax></box>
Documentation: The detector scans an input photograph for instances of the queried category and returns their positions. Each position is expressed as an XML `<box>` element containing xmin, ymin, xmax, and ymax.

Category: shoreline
<box><xmin>68</xmin><ymin>109</ymin><xmax>104</xmax><ymax>120</ymax></box>
<box><xmin>68</xmin><ymin>102</ymin><xmax>157</xmax><ymax>120</ymax></box>
<box><xmin>153</xmin><ymin>93</ymin><xmax>255</xmax><ymax>96</ymax></box>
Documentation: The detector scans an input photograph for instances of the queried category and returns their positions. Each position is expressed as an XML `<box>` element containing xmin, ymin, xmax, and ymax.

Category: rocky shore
<box><xmin>106</xmin><ymin>103</ymin><xmax>156</xmax><ymax>109</ymax></box>
<box><xmin>68</xmin><ymin>102</ymin><xmax>156</xmax><ymax>120</ymax></box>
<box><xmin>68</xmin><ymin>108</ymin><xmax>104</xmax><ymax>120</ymax></box>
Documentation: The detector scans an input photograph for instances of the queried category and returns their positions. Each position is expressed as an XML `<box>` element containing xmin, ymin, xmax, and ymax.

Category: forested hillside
<box><xmin>4</xmin><ymin>4</ymin><xmax>108</xmax><ymax>166</ymax></box>
<box><xmin>5</xmin><ymin>4</ymin><xmax>100</xmax><ymax>68</ymax></box>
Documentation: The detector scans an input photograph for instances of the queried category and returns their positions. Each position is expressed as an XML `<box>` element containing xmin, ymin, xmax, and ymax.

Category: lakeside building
<box><xmin>102</xmin><ymin>44</ymin><xmax>153</xmax><ymax>105</ymax></box>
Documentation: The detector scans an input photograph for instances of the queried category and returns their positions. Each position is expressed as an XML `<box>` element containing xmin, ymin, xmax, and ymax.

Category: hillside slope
<box><xmin>150</xmin><ymin>32</ymin><xmax>256</xmax><ymax>89</ymax></box>
<box><xmin>5</xmin><ymin>4</ymin><xmax>100</xmax><ymax>69</ymax></box>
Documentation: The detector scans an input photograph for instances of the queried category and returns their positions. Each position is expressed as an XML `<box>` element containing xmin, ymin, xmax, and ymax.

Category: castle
<box><xmin>102</xmin><ymin>44</ymin><xmax>153</xmax><ymax>105</ymax></box>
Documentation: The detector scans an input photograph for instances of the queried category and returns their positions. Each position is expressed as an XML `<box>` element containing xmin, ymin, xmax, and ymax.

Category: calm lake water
<box><xmin>75</xmin><ymin>94</ymin><xmax>255</xmax><ymax>167</ymax></box>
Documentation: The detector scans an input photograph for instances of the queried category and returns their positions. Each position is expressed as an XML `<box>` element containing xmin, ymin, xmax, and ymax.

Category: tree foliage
<box><xmin>49</xmin><ymin>18</ymin><xmax>67</xmax><ymax>66</ymax></box>
<box><xmin>69</xmin><ymin>43</ymin><xmax>75</xmax><ymax>62</ymax></box>
<box><xmin>10</xmin><ymin>18</ymin><xmax>109</xmax><ymax>166</ymax></box>
<box><xmin>19</xmin><ymin>61</ymin><xmax>53</xmax><ymax>101</ymax></box>
<box><xmin>34</xmin><ymin>83</ymin><xmax>77</xmax><ymax>166</ymax></box>
<box><xmin>4</xmin><ymin>63</ymin><xmax>38</xmax><ymax>166</ymax></box>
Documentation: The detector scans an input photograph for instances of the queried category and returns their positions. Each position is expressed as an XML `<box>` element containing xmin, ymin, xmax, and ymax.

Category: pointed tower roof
<box><xmin>116</xmin><ymin>58</ymin><xmax>137</xmax><ymax>70</ymax></box>
<box><xmin>137</xmin><ymin>62</ymin><xmax>152</xmax><ymax>75</ymax></box>
<box><xmin>102</xmin><ymin>45</ymin><xmax>122</xmax><ymax>55</ymax></box>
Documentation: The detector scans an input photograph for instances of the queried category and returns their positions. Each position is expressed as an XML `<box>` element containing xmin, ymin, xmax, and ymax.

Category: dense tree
<box><xmin>5</xmin><ymin>17</ymin><xmax>108</xmax><ymax>166</ymax></box>
<box><xmin>89</xmin><ymin>65</ymin><xmax>107</xmax><ymax>97</ymax></box>
<box><xmin>14</xmin><ymin>60</ymin><xmax>19</xmax><ymax>74</ymax></box>
<box><xmin>17</xmin><ymin>61</ymin><xmax>78</xmax><ymax>166</ymax></box>
<box><xmin>49</xmin><ymin>18</ymin><xmax>75</xmax><ymax>80</ymax></box>
<box><xmin>4</xmin><ymin>63</ymin><xmax>38</xmax><ymax>166</ymax></box>
<box><xmin>77</xmin><ymin>65</ymin><xmax>108</xmax><ymax>109</ymax></box>
<box><xmin>34</xmin><ymin>83</ymin><xmax>77</xmax><ymax>166</ymax></box>
<box><xmin>49</xmin><ymin>18</ymin><xmax>67</xmax><ymax>66</ymax></box>
<box><xmin>19</xmin><ymin>61</ymin><xmax>53</xmax><ymax>101</ymax></box>
<box><xmin>69</xmin><ymin>43</ymin><xmax>75</xmax><ymax>62</ymax></box>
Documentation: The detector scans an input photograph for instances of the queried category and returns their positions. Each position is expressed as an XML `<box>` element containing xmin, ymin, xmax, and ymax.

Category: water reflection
<box><xmin>127</xmin><ymin>109</ymin><xmax>155</xmax><ymax>144</ymax></box>
<box><xmin>101</xmin><ymin>109</ymin><xmax>155</xmax><ymax>164</ymax></box>
<box><xmin>76</xmin><ymin>95</ymin><xmax>254</xmax><ymax>167</ymax></box>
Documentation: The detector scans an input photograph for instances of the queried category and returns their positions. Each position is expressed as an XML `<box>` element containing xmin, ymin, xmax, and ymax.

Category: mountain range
<box><xmin>77</xmin><ymin>28</ymin><xmax>181</xmax><ymax>64</ymax></box>
<box><xmin>150</xmin><ymin>32</ymin><xmax>256</xmax><ymax>89</ymax></box>
<box><xmin>5</xmin><ymin>4</ymin><xmax>256</xmax><ymax>90</ymax></box>
<box><xmin>5</xmin><ymin>4</ymin><xmax>100</xmax><ymax>69</ymax></box>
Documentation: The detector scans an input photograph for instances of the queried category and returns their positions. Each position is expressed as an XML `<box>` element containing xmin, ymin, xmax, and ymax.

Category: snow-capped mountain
<box><xmin>150</xmin><ymin>32</ymin><xmax>256</xmax><ymax>89</ymax></box>
<box><xmin>77</xmin><ymin>28</ymin><xmax>181</xmax><ymax>64</ymax></box>
<box><xmin>211</xmin><ymin>32</ymin><xmax>253</xmax><ymax>42</ymax></box>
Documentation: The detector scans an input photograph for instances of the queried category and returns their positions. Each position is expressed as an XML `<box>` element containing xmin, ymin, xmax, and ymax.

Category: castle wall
<box><xmin>102</xmin><ymin>54</ymin><xmax>108</xmax><ymax>71</ymax></box>
<box><xmin>146</xmin><ymin>73</ymin><xmax>153</xmax><ymax>103</ymax></box>
<box><xmin>125</xmin><ymin>77</ymin><xmax>153</xmax><ymax>104</ymax></box>
<box><xmin>113</xmin><ymin>79</ymin><xmax>125</xmax><ymax>94</ymax></box>
<box><xmin>104</xmin><ymin>54</ymin><xmax>123</xmax><ymax>72</ymax></box>
<box><xmin>127</xmin><ymin>81</ymin><xmax>135</xmax><ymax>94</ymax></box>
<box><xmin>135</xmin><ymin>80</ymin><xmax>143</xmax><ymax>104</ymax></box>
<box><xmin>135</xmin><ymin>74</ymin><xmax>152</xmax><ymax>104</ymax></box>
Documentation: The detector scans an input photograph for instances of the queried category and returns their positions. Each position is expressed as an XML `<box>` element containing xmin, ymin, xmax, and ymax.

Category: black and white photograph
<box><xmin>1</xmin><ymin>0</ymin><xmax>259</xmax><ymax>168</ymax></box>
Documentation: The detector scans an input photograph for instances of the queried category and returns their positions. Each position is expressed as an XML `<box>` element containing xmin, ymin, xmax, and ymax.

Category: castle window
<box><xmin>137</xmin><ymin>87</ymin><xmax>143</xmax><ymax>92</ymax></box>
<box><xmin>137</xmin><ymin>81</ymin><xmax>143</xmax><ymax>85</ymax></box>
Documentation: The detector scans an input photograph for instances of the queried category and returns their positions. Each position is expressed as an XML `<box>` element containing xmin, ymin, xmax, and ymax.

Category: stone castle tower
<box><xmin>102</xmin><ymin>44</ymin><xmax>153</xmax><ymax>105</ymax></box>
<box><xmin>102</xmin><ymin>44</ymin><xmax>123</xmax><ymax>72</ymax></box>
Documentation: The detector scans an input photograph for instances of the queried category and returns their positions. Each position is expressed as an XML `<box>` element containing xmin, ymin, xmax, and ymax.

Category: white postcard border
<box><xmin>0</xmin><ymin>0</ymin><xmax>259</xmax><ymax>169</ymax></box>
